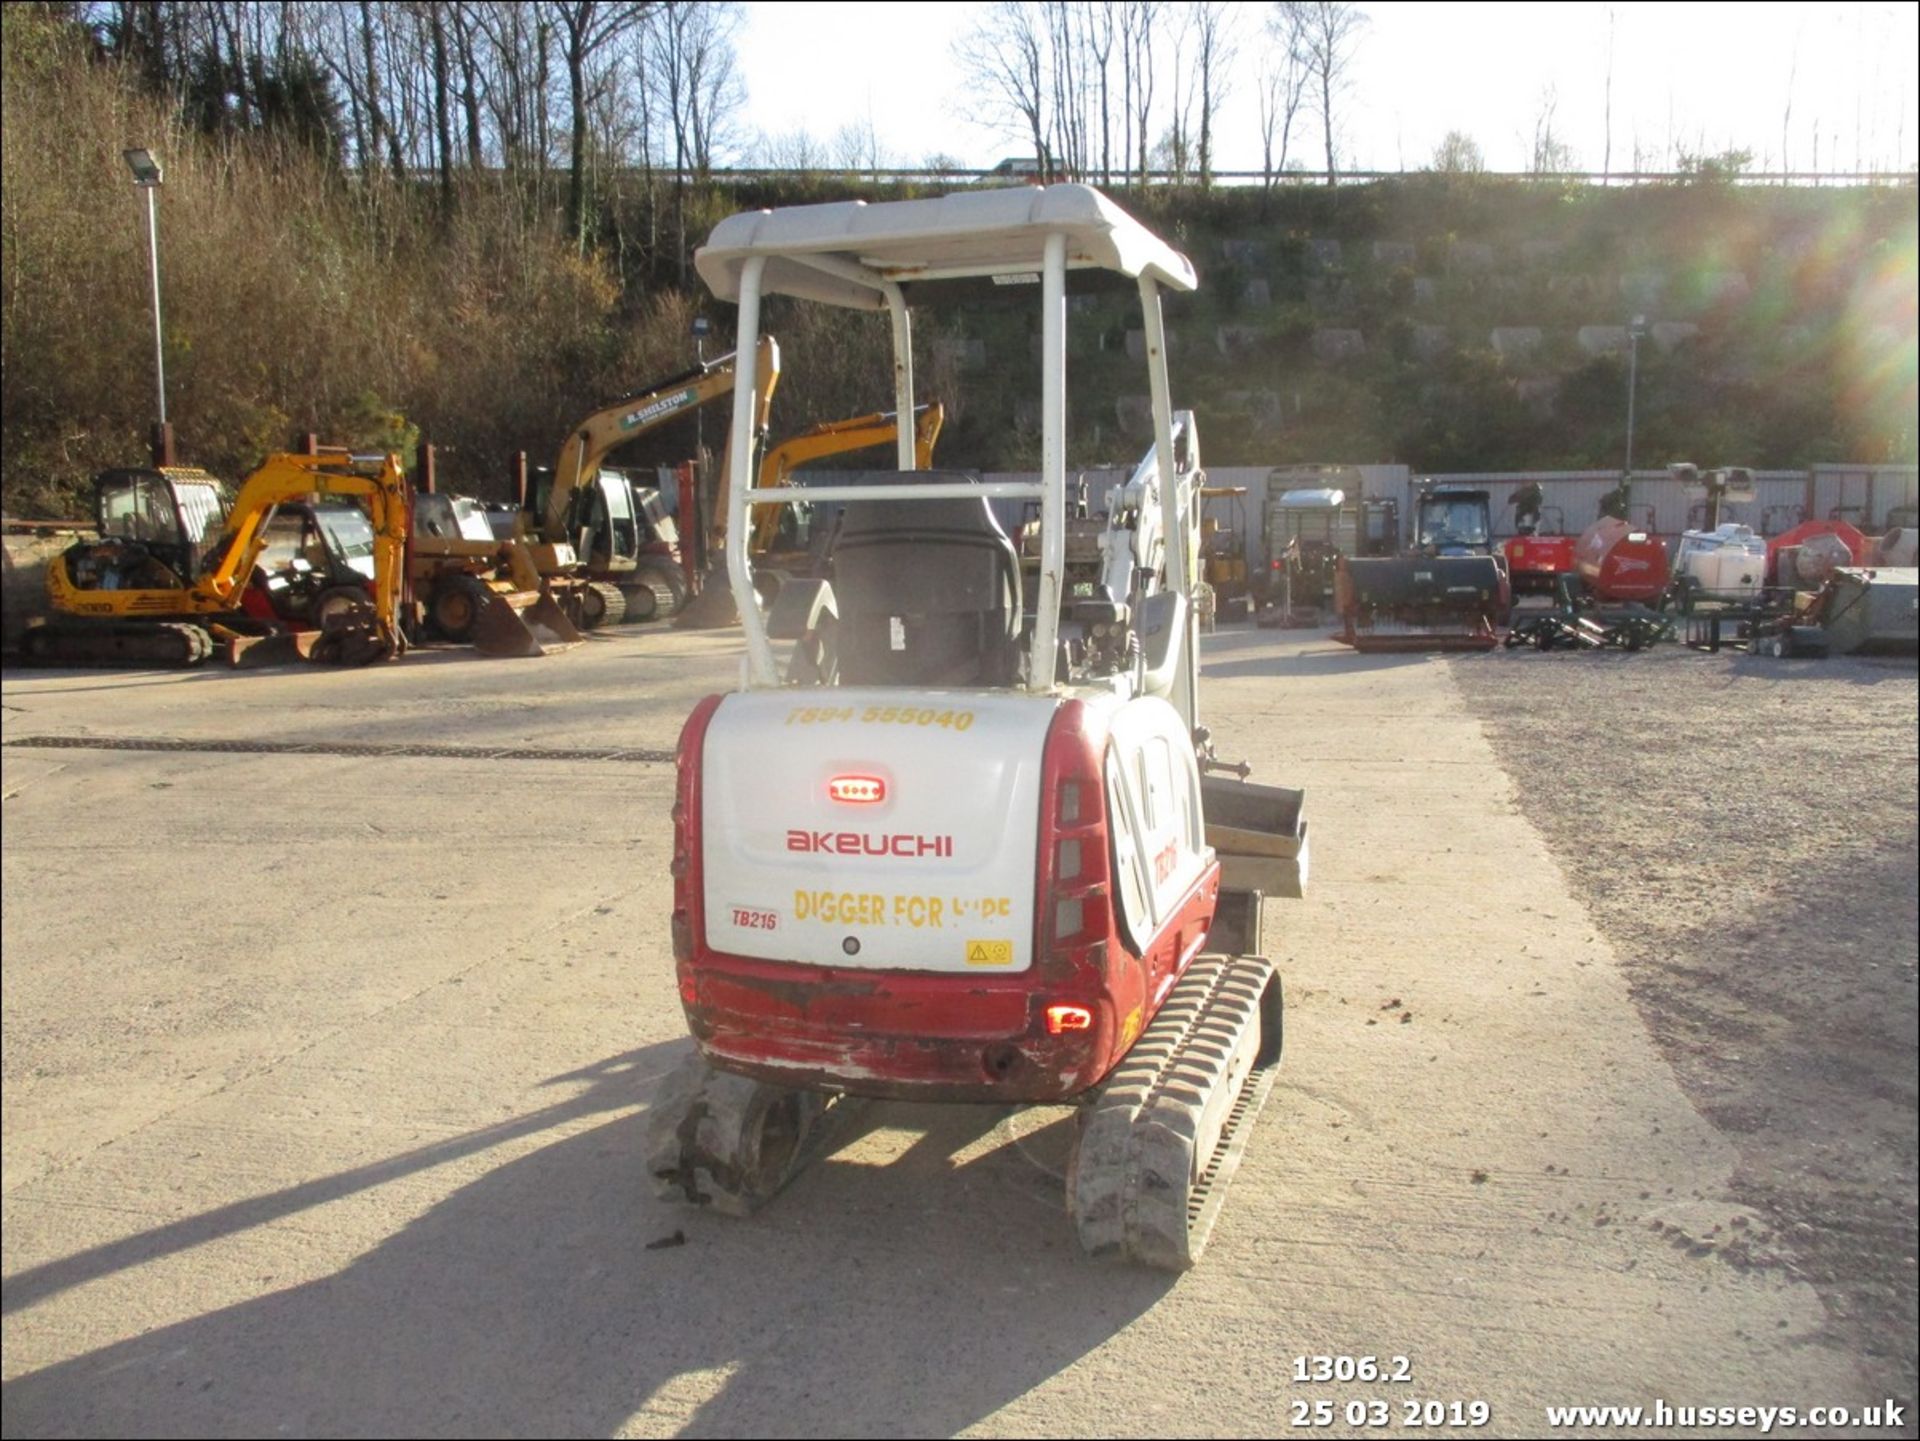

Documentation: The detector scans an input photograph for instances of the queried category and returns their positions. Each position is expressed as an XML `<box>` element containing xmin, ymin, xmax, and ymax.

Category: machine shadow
<box><xmin>4</xmin><ymin>1054</ymin><xmax>1170</xmax><ymax>1439</ymax></box>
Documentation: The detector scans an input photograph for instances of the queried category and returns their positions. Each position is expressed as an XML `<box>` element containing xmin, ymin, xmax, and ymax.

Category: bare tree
<box><xmin>546</xmin><ymin>3</ymin><xmax>652</xmax><ymax>248</ymax></box>
<box><xmin>472</xmin><ymin>2</ymin><xmax>552</xmax><ymax>175</ymax></box>
<box><xmin>954</xmin><ymin>1</ymin><xmax>1051</xmax><ymax>173</ymax></box>
<box><xmin>834</xmin><ymin>114</ymin><xmax>888</xmax><ymax>177</ymax></box>
<box><xmin>754</xmin><ymin>127</ymin><xmax>829</xmax><ymax>171</ymax></box>
<box><xmin>1124</xmin><ymin>0</ymin><xmax>1157</xmax><ymax>184</ymax></box>
<box><xmin>1780</xmin><ymin>18</ymin><xmax>1802</xmax><ymax>181</ymax></box>
<box><xmin>1258</xmin><ymin>3</ymin><xmax>1311</xmax><ymax>191</ymax></box>
<box><xmin>1192</xmin><ymin>0</ymin><xmax>1236</xmax><ymax>187</ymax></box>
<box><xmin>422</xmin><ymin>2</ymin><xmax>456</xmax><ymax>207</ymax></box>
<box><xmin>1160</xmin><ymin>4</ymin><xmax>1197</xmax><ymax>181</ymax></box>
<box><xmin>1086</xmin><ymin>0</ymin><xmax>1118</xmax><ymax>182</ymax></box>
<box><xmin>445</xmin><ymin>2</ymin><xmax>486</xmax><ymax>167</ymax></box>
<box><xmin>1529</xmin><ymin>83</ymin><xmax>1574</xmax><ymax>174</ymax></box>
<box><xmin>1601</xmin><ymin>4</ymin><xmax>1614</xmax><ymax>182</ymax></box>
<box><xmin>1299</xmin><ymin>0</ymin><xmax>1365</xmax><ymax>186</ymax></box>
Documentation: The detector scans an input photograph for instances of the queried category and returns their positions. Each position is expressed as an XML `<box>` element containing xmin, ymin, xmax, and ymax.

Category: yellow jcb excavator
<box><xmin>28</xmin><ymin>451</ymin><xmax>408</xmax><ymax>667</ymax></box>
<box><xmin>536</xmin><ymin>337</ymin><xmax>782</xmax><ymax>623</ymax></box>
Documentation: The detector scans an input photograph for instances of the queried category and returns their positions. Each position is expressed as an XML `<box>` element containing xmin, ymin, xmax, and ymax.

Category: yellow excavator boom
<box><xmin>749</xmin><ymin>403</ymin><xmax>944</xmax><ymax>554</ymax></box>
<box><xmin>545</xmin><ymin>336</ymin><xmax>783</xmax><ymax>544</ymax></box>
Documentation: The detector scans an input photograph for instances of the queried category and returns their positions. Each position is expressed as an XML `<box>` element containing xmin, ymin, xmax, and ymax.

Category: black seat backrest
<box><xmin>830</xmin><ymin>471</ymin><xmax>1023</xmax><ymax>687</ymax></box>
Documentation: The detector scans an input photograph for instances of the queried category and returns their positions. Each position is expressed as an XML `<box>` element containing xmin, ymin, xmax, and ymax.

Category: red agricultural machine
<box><xmin>1500</xmin><ymin>481</ymin><xmax>1577</xmax><ymax>594</ymax></box>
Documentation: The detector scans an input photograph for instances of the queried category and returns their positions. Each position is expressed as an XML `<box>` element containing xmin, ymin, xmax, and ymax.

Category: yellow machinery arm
<box><xmin>545</xmin><ymin>336</ymin><xmax>783</xmax><ymax>543</ymax></box>
<box><xmin>46</xmin><ymin>451</ymin><xmax>409</xmax><ymax>658</ymax></box>
<box><xmin>205</xmin><ymin>453</ymin><xmax>408</xmax><ymax>653</ymax></box>
<box><xmin>749</xmin><ymin>403</ymin><xmax>945</xmax><ymax>553</ymax></box>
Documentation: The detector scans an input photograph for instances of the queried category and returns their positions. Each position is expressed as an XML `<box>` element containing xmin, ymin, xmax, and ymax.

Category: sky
<box><xmin>733</xmin><ymin>1</ymin><xmax>1920</xmax><ymax>175</ymax></box>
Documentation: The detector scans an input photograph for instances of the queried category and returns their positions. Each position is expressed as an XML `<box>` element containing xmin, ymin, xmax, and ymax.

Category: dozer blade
<box><xmin>645</xmin><ymin>1051</ymin><xmax>861</xmax><ymax>1217</ymax></box>
<box><xmin>471</xmin><ymin>591</ymin><xmax>584</xmax><ymax>657</ymax></box>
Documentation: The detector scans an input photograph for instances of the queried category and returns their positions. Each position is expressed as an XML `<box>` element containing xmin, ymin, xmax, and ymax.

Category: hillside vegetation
<box><xmin>3</xmin><ymin>8</ymin><xmax>1914</xmax><ymax>516</ymax></box>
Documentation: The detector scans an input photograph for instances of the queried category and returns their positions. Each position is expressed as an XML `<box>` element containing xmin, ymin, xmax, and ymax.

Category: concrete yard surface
<box><xmin>2</xmin><ymin>626</ymin><xmax>1913</xmax><ymax>1438</ymax></box>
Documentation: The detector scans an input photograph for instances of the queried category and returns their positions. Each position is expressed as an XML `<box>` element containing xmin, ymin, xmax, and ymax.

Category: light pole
<box><xmin>1622</xmin><ymin>313</ymin><xmax>1647</xmax><ymax>483</ymax></box>
<box><xmin>123</xmin><ymin>147</ymin><xmax>169</xmax><ymax>463</ymax></box>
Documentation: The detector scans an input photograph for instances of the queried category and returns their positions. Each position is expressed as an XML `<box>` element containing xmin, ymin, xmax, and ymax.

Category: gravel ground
<box><xmin>1450</xmin><ymin>643</ymin><xmax>1919</xmax><ymax>1405</ymax></box>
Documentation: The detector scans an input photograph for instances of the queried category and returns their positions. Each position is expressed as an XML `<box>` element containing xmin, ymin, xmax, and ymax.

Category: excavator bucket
<box><xmin>1334</xmin><ymin>554</ymin><xmax>1508</xmax><ymax>652</ymax></box>
<box><xmin>672</xmin><ymin>567</ymin><xmax>741</xmax><ymax>630</ymax></box>
<box><xmin>471</xmin><ymin>589</ymin><xmax>585</xmax><ymax>658</ymax></box>
<box><xmin>222</xmin><ymin>629</ymin><xmax>318</xmax><ymax>668</ymax></box>
<box><xmin>308</xmin><ymin>611</ymin><xmax>403</xmax><ymax>666</ymax></box>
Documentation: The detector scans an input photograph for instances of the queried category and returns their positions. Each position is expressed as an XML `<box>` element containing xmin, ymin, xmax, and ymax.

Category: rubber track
<box><xmin>1071</xmin><ymin>952</ymin><xmax>1280</xmax><ymax>1270</ymax></box>
<box><xmin>3</xmin><ymin>735</ymin><xmax>673</xmax><ymax>764</ymax></box>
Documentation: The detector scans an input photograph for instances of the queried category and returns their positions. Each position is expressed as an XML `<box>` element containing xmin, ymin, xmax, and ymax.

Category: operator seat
<box><xmin>830</xmin><ymin>471</ymin><xmax>1024</xmax><ymax>687</ymax></box>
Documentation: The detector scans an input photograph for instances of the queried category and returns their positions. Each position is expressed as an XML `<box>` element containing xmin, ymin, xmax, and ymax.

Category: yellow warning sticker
<box><xmin>965</xmin><ymin>939</ymin><xmax>1014</xmax><ymax>967</ymax></box>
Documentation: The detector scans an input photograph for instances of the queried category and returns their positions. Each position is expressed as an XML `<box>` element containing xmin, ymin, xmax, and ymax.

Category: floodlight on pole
<box><xmin>123</xmin><ymin>147</ymin><xmax>167</xmax><ymax>431</ymax></box>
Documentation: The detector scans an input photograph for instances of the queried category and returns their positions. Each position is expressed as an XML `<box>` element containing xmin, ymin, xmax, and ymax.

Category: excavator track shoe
<box><xmin>1069</xmin><ymin>953</ymin><xmax>1283</xmax><ymax>1271</ymax></box>
<box><xmin>580</xmin><ymin>581</ymin><xmax>627</xmax><ymax>630</ymax></box>
<box><xmin>615</xmin><ymin>581</ymin><xmax>676</xmax><ymax>624</ymax></box>
<box><xmin>636</xmin><ymin>561</ymin><xmax>689</xmax><ymax>615</ymax></box>
<box><xmin>645</xmin><ymin>1052</ymin><xmax>846</xmax><ymax>1218</ymax></box>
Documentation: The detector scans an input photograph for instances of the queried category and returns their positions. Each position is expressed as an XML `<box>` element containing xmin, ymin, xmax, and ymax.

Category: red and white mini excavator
<box><xmin>648</xmin><ymin>185</ymin><xmax>1309</xmax><ymax>1269</ymax></box>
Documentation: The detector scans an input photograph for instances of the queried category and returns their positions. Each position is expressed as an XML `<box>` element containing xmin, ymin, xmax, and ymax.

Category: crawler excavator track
<box><xmin>614</xmin><ymin>578</ymin><xmax>678</xmax><ymax>624</ymax></box>
<box><xmin>21</xmin><ymin>620</ymin><xmax>215</xmax><ymax>668</ymax></box>
<box><xmin>1069</xmin><ymin>953</ymin><xmax>1284</xmax><ymax>1270</ymax></box>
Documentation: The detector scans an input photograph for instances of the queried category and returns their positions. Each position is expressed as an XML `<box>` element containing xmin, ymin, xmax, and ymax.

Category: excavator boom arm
<box><xmin>204</xmin><ymin>453</ymin><xmax>409</xmax><ymax>653</ymax></box>
<box><xmin>545</xmin><ymin>337</ymin><xmax>782</xmax><ymax>541</ymax></box>
<box><xmin>749</xmin><ymin>403</ymin><xmax>944</xmax><ymax>553</ymax></box>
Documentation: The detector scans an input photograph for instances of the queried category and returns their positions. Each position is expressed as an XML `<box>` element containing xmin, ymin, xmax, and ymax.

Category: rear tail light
<box><xmin>1035</xmin><ymin>700</ymin><xmax>1112</xmax><ymax>988</ymax></box>
<box><xmin>671</xmin><ymin>694</ymin><xmax>725</xmax><ymax>964</ymax></box>
<box><xmin>1045</xmin><ymin>1004</ymin><xmax>1094</xmax><ymax>1034</ymax></box>
<box><xmin>828</xmin><ymin>774</ymin><xmax>886</xmax><ymax>804</ymax></box>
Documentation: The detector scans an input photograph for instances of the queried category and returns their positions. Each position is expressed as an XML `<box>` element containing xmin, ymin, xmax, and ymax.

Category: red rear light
<box><xmin>1045</xmin><ymin>1004</ymin><xmax>1094</xmax><ymax>1034</ymax></box>
<box><xmin>671</xmin><ymin>694</ymin><xmax>725</xmax><ymax>965</ymax></box>
<box><xmin>1035</xmin><ymin>700</ymin><xmax>1112</xmax><ymax>978</ymax></box>
<box><xmin>828</xmin><ymin>774</ymin><xmax>886</xmax><ymax>804</ymax></box>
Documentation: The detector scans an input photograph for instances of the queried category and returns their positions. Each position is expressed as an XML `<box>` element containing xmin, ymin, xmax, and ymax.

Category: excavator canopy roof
<box><xmin>695</xmin><ymin>183</ymin><xmax>1198</xmax><ymax>310</ymax></box>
